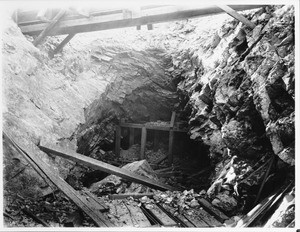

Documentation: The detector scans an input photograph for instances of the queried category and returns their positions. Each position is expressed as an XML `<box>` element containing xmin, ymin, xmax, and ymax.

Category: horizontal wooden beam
<box><xmin>38</xmin><ymin>143</ymin><xmax>176</xmax><ymax>191</ymax></box>
<box><xmin>120</xmin><ymin>122</ymin><xmax>188</xmax><ymax>132</ymax></box>
<box><xmin>19</xmin><ymin>5</ymin><xmax>265</xmax><ymax>36</ymax></box>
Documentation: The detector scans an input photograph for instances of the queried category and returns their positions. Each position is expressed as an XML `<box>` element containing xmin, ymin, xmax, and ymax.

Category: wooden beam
<box><xmin>33</xmin><ymin>9</ymin><xmax>66</xmax><ymax>46</ymax></box>
<box><xmin>50</xmin><ymin>33</ymin><xmax>76</xmax><ymax>57</ymax></box>
<box><xmin>170</xmin><ymin>112</ymin><xmax>176</xmax><ymax>127</ymax></box>
<box><xmin>115</xmin><ymin>125</ymin><xmax>121</xmax><ymax>157</ymax></box>
<box><xmin>20</xmin><ymin>5</ymin><xmax>264</xmax><ymax>36</ymax></box>
<box><xmin>140</xmin><ymin>126</ymin><xmax>147</xmax><ymax>160</ymax></box>
<box><xmin>197</xmin><ymin>198</ymin><xmax>229</xmax><ymax>223</ymax></box>
<box><xmin>38</xmin><ymin>143</ymin><xmax>176</xmax><ymax>191</ymax></box>
<box><xmin>168</xmin><ymin>130</ymin><xmax>174</xmax><ymax>164</ymax></box>
<box><xmin>168</xmin><ymin>112</ymin><xmax>176</xmax><ymax>164</ymax></box>
<box><xmin>129</xmin><ymin>128</ymin><xmax>135</xmax><ymax>146</ymax></box>
<box><xmin>3</xmin><ymin>132</ymin><xmax>113</xmax><ymax>227</ymax></box>
<box><xmin>217</xmin><ymin>5</ymin><xmax>256</xmax><ymax>29</ymax></box>
<box><xmin>110</xmin><ymin>193</ymin><xmax>154</xmax><ymax>200</ymax></box>
<box><xmin>120</xmin><ymin>122</ymin><xmax>188</xmax><ymax>132</ymax></box>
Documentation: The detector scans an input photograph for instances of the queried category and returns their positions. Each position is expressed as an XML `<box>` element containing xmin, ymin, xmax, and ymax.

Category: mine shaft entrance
<box><xmin>110</xmin><ymin>111</ymin><xmax>211</xmax><ymax>191</ymax></box>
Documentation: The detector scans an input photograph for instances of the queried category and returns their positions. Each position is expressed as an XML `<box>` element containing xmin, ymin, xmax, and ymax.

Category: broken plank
<box><xmin>144</xmin><ymin>203</ymin><xmax>177</xmax><ymax>227</ymax></box>
<box><xmin>110</xmin><ymin>192</ymin><xmax>154</xmax><ymax>200</ymax></box>
<box><xmin>38</xmin><ymin>142</ymin><xmax>176</xmax><ymax>191</ymax></box>
<box><xmin>197</xmin><ymin>198</ymin><xmax>229</xmax><ymax>223</ymax></box>
<box><xmin>3</xmin><ymin>132</ymin><xmax>113</xmax><ymax>227</ymax></box>
<box><xmin>217</xmin><ymin>5</ymin><xmax>256</xmax><ymax>29</ymax></box>
<box><xmin>33</xmin><ymin>9</ymin><xmax>66</xmax><ymax>46</ymax></box>
<box><xmin>140</xmin><ymin>126</ymin><xmax>147</xmax><ymax>159</ymax></box>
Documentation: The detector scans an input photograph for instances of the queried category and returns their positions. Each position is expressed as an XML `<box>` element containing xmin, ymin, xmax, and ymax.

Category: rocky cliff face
<box><xmin>166</xmin><ymin>5</ymin><xmax>295</xmax><ymax>215</ymax></box>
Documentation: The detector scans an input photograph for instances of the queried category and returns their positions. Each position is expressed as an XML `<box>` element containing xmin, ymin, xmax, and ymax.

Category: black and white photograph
<box><xmin>1</xmin><ymin>0</ymin><xmax>298</xmax><ymax>229</ymax></box>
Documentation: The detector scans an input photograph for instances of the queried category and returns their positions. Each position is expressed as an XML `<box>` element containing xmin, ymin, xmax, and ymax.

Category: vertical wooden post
<box><xmin>115</xmin><ymin>125</ymin><xmax>121</xmax><ymax>157</ymax></box>
<box><xmin>129</xmin><ymin>128</ymin><xmax>135</xmax><ymax>147</ymax></box>
<box><xmin>153</xmin><ymin>130</ymin><xmax>159</xmax><ymax>151</ymax></box>
<box><xmin>168</xmin><ymin>112</ymin><xmax>176</xmax><ymax>164</ymax></box>
<box><xmin>140</xmin><ymin>126</ymin><xmax>147</xmax><ymax>160</ymax></box>
<box><xmin>168</xmin><ymin>130</ymin><xmax>174</xmax><ymax>164</ymax></box>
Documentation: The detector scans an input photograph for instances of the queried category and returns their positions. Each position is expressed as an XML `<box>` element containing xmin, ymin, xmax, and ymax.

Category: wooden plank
<box><xmin>33</xmin><ymin>9</ymin><xmax>66</xmax><ymax>46</ymax></box>
<box><xmin>153</xmin><ymin>130</ymin><xmax>159</xmax><ymax>151</ymax></box>
<box><xmin>120</xmin><ymin>122</ymin><xmax>144</xmax><ymax>128</ymax></box>
<box><xmin>183</xmin><ymin>211</ymin><xmax>209</xmax><ymax>227</ymax></box>
<box><xmin>146</xmin><ymin>204</ymin><xmax>177</xmax><ymax>227</ymax></box>
<box><xmin>236</xmin><ymin>182</ymin><xmax>292</xmax><ymax>227</ymax></box>
<box><xmin>110</xmin><ymin>193</ymin><xmax>154</xmax><ymax>200</ymax></box>
<box><xmin>140</xmin><ymin>126</ymin><xmax>147</xmax><ymax>160</ymax></box>
<box><xmin>168</xmin><ymin>130</ymin><xmax>174</xmax><ymax>164</ymax></box>
<box><xmin>3</xmin><ymin>132</ymin><xmax>113</xmax><ymax>227</ymax></box>
<box><xmin>196</xmin><ymin>208</ymin><xmax>223</xmax><ymax>227</ymax></box>
<box><xmin>125</xmin><ymin>201</ymin><xmax>152</xmax><ymax>227</ymax></box>
<box><xmin>20</xmin><ymin>5</ymin><xmax>264</xmax><ymax>36</ymax></box>
<box><xmin>217</xmin><ymin>5</ymin><xmax>256</xmax><ymax>29</ymax></box>
<box><xmin>38</xmin><ymin>142</ymin><xmax>176</xmax><ymax>191</ymax></box>
<box><xmin>129</xmin><ymin>128</ymin><xmax>135</xmax><ymax>146</ymax></box>
<box><xmin>115</xmin><ymin>125</ymin><xmax>121</xmax><ymax>157</ymax></box>
<box><xmin>50</xmin><ymin>33</ymin><xmax>76</xmax><ymax>56</ymax></box>
<box><xmin>198</xmin><ymin>198</ymin><xmax>229</xmax><ymax>223</ymax></box>
<box><xmin>161</xmin><ymin>204</ymin><xmax>195</xmax><ymax>227</ymax></box>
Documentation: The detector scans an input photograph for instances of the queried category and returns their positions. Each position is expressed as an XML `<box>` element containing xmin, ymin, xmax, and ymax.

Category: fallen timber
<box><xmin>3</xmin><ymin>131</ymin><xmax>113</xmax><ymax>227</ymax></box>
<box><xmin>38</xmin><ymin>142</ymin><xmax>177</xmax><ymax>191</ymax></box>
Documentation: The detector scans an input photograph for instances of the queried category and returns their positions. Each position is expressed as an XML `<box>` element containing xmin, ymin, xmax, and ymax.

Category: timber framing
<box><xmin>18</xmin><ymin>5</ymin><xmax>264</xmax><ymax>36</ymax></box>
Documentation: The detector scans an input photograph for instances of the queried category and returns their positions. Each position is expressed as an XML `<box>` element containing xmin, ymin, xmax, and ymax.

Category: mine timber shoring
<box><xmin>18</xmin><ymin>5</ymin><xmax>265</xmax><ymax>36</ymax></box>
<box><xmin>38</xmin><ymin>142</ymin><xmax>177</xmax><ymax>191</ymax></box>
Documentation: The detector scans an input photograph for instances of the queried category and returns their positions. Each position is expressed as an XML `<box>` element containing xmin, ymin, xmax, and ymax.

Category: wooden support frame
<box><xmin>38</xmin><ymin>142</ymin><xmax>176</xmax><ymax>191</ymax></box>
<box><xmin>33</xmin><ymin>9</ymin><xmax>66</xmax><ymax>46</ymax></box>
<box><xmin>20</xmin><ymin>5</ymin><xmax>264</xmax><ymax>36</ymax></box>
<box><xmin>217</xmin><ymin>5</ymin><xmax>256</xmax><ymax>29</ymax></box>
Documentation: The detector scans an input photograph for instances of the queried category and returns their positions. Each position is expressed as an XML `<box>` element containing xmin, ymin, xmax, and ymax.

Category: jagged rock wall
<box><xmin>76</xmin><ymin>48</ymin><xmax>178</xmax><ymax>155</ymax></box>
<box><xmin>166</xmin><ymin>5</ymin><xmax>295</xmax><ymax>215</ymax></box>
<box><xmin>168</xmin><ymin>5</ymin><xmax>295</xmax><ymax>165</ymax></box>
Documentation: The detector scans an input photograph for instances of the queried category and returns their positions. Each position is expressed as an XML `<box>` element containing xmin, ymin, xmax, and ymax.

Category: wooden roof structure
<box><xmin>14</xmin><ymin>5</ymin><xmax>265</xmax><ymax>55</ymax></box>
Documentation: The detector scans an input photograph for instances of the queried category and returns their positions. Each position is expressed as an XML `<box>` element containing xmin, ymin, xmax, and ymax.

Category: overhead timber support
<box><xmin>216</xmin><ymin>5</ymin><xmax>256</xmax><ymax>29</ymax></box>
<box><xmin>18</xmin><ymin>5</ymin><xmax>265</xmax><ymax>36</ymax></box>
